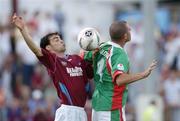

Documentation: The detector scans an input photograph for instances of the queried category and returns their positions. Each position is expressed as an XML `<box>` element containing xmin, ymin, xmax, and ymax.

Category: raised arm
<box><xmin>116</xmin><ymin>60</ymin><xmax>157</xmax><ymax>86</ymax></box>
<box><xmin>12</xmin><ymin>14</ymin><xmax>43</xmax><ymax>57</ymax></box>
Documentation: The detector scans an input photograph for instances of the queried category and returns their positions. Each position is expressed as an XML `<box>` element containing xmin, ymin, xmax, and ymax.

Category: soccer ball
<box><xmin>78</xmin><ymin>27</ymin><xmax>100</xmax><ymax>51</ymax></box>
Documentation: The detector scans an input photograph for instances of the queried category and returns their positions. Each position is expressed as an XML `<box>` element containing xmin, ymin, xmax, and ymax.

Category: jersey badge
<box><xmin>61</xmin><ymin>61</ymin><xmax>67</xmax><ymax>66</ymax></box>
<box><xmin>117</xmin><ymin>64</ymin><xmax>124</xmax><ymax>71</ymax></box>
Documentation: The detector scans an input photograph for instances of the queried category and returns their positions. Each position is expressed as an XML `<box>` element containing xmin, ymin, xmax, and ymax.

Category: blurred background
<box><xmin>0</xmin><ymin>0</ymin><xmax>180</xmax><ymax>121</ymax></box>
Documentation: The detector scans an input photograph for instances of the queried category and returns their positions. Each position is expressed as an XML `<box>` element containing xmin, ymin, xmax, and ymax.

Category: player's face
<box><xmin>125</xmin><ymin>24</ymin><xmax>131</xmax><ymax>42</ymax></box>
<box><xmin>49</xmin><ymin>35</ymin><xmax>66</xmax><ymax>53</ymax></box>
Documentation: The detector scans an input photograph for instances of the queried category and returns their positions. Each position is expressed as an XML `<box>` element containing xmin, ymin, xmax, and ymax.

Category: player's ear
<box><xmin>123</xmin><ymin>33</ymin><xmax>128</xmax><ymax>40</ymax></box>
<box><xmin>45</xmin><ymin>45</ymin><xmax>51</xmax><ymax>51</ymax></box>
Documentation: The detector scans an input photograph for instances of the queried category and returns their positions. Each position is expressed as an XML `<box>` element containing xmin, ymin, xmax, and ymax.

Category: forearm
<box><xmin>20</xmin><ymin>27</ymin><xmax>42</xmax><ymax>56</ymax></box>
<box><xmin>116</xmin><ymin>72</ymin><xmax>145</xmax><ymax>86</ymax></box>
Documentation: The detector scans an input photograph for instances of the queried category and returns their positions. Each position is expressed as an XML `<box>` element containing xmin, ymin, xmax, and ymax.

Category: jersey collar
<box><xmin>107</xmin><ymin>41</ymin><xmax>123</xmax><ymax>49</ymax></box>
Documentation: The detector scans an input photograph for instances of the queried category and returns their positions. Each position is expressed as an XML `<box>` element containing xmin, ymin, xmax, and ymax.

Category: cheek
<box><xmin>128</xmin><ymin>33</ymin><xmax>131</xmax><ymax>38</ymax></box>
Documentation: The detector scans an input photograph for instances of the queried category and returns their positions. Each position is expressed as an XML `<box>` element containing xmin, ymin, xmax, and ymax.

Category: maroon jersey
<box><xmin>37</xmin><ymin>49</ymin><xmax>93</xmax><ymax>107</ymax></box>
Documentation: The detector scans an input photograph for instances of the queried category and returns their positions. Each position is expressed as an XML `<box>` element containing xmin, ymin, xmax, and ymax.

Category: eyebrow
<box><xmin>50</xmin><ymin>36</ymin><xmax>60</xmax><ymax>40</ymax></box>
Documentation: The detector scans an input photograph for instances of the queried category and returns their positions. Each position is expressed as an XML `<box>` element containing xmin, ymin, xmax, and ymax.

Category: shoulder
<box><xmin>41</xmin><ymin>48</ymin><xmax>56</xmax><ymax>56</ymax></box>
<box><xmin>70</xmin><ymin>54</ymin><xmax>81</xmax><ymax>58</ymax></box>
<box><xmin>69</xmin><ymin>54</ymin><xmax>83</xmax><ymax>61</ymax></box>
<box><xmin>111</xmin><ymin>46</ymin><xmax>124</xmax><ymax>55</ymax></box>
<box><xmin>37</xmin><ymin>48</ymin><xmax>56</xmax><ymax>61</ymax></box>
<box><xmin>110</xmin><ymin>47</ymin><xmax>129</xmax><ymax>62</ymax></box>
<box><xmin>100</xmin><ymin>41</ymin><xmax>111</xmax><ymax>49</ymax></box>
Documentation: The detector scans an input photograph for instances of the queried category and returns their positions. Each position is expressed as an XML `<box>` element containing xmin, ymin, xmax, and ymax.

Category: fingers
<box><xmin>12</xmin><ymin>13</ymin><xmax>18</xmax><ymax>23</ymax></box>
<box><xmin>152</xmin><ymin>59</ymin><xmax>158</xmax><ymax>64</ymax></box>
<box><xmin>151</xmin><ymin>60</ymin><xmax>158</xmax><ymax>67</ymax></box>
<box><xmin>13</xmin><ymin>13</ymin><xmax>16</xmax><ymax>16</ymax></box>
<box><xmin>12</xmin><ymin>13</ymin><xmax>18</xmax><ymax>20</ymax></box>
<box><xmin>150</xmin><ymin>65</ymin><xmax>156</xmax><ymax>71</ymax></box>
<box><xmin>149</xmin><ymin>59</ymin><xmax>158</xmax><ymax>71</ymax></box>
<box><xmin>12</xmin><ymin>13</ymin><xmax>22</xmax><ymax>21</ymax></box>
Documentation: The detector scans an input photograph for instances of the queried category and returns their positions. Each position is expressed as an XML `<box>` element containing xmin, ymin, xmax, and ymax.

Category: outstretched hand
<box><xmin>143</xmin><ymin>60</ymin><xmax>158</xmax><ymax>78</ymax></box>
<box><xmin>11</xmin><ymin>13</ymin><xmax>25</xmax><ymax>31</ymax></box>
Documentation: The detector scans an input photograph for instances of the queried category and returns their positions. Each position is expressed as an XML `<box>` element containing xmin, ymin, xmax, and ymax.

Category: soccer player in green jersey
<box><xmin>83</xmin><ymin>21</ymin><xmax>157</xmax><ymax>121</ymax></box>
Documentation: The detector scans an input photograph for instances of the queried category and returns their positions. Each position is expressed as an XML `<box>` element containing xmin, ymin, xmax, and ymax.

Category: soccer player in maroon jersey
<box><xmin>12</xmin><ymin>14</ymin><xmax>93</xmax><ymax>121</ymax></box>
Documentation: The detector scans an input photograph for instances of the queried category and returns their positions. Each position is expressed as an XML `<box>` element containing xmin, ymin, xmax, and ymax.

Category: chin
<box><xmin>61</xmin><ymin>48</ymin><xmax>66</xmax><ymax>52</ymax></box>
<box><xmin>126</xmin><ymin>39</ymin><xmax>131</xmax><ymax>42</ymax></box>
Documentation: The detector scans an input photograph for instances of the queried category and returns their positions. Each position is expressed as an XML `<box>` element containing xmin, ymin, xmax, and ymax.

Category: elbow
<box><xmin>116</xmin><ymin>79</ymin><xmax>126</xmax><ymax>86</ymax></box>
<box><xmin>33</xmin><ymin>49</ymin><xmax>43</xmax><ymax>57</ymax></box>
<box><xmin>114</xmin><ymin>73</ymin><xmax>128</xmax><ymax>86</ymax></box>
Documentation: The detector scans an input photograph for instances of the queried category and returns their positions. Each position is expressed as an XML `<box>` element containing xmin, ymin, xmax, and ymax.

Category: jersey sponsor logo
<box><xmin>117</xmin><ymin>64</ymin><xmax>124</xmax><ymax>71</ymax></box>
<box><xmin>66</xmin><ymin>67</ymin><xmax>83</xmax><ymax>77</ymax></box>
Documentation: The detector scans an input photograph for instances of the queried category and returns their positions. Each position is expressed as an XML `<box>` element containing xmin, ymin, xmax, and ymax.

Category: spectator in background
<box><xmin>0</xmin><ymin>87</ymin><xmax>7</xmax><ymax>121</ymax></box>
<box><xmin>0</xmin><ymin>54</ymin><xmax>14</xmax><ymax>104</ymax></box>
<box><xmin>31</xmin><ymin>64</ymin><xmax>44</xmax><ymax>90</ymax></box>
<box><xmin>33</xmin><ymin>108</ymin><xmax>50</xmax><ymax>121</ymax></box>
<box><xmin>38</xmin><ymin>12</ymin><xmax>59</xmax><ymax>37</ymax></box>
<box><xmin>0</xmin><ymin>24</ymin><xmax>11</xmax><ymax>69</ymax></box>
<box><xmin>28</xmin><ymin>89</ymin><xmax>46</xmax><ymax>116</ymax></box>
<box><xmin>68</xmin><ymin>18</ymin><xmax>85</xmax><ymax>54</ymax></box>
<box><xmin>143</xmin><ymin>100</ymin><xmax>159</xmax><ymax>121</ymax></box>
<box><xmin>54</xmin><ymin>5</ymin><xmax>65</xmax><ymax>39</ymax></box>
<box><xmin>162</xmin><ymin>70</ymin><xmax>180</xmax><ymax>121</ymax></box>
<box><xmin>7</xmin><ymin>97</ymin><xmax>22</xmax><ymax>121</ymax></box>
<box><xmin>164</xmin><ymin>28</ymin><xmax>180</xmax><ymax>71</ymax></box>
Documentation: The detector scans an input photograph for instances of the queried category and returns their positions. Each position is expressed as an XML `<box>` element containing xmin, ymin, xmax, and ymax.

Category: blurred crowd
<box><xmin>0</xmin><ymin>4</ymin><xmax>180</xmax><ymax>121</ymax></box>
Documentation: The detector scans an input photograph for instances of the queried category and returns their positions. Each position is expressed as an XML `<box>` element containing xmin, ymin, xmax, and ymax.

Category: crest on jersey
<box><xmin>117</xmin><ymin>64</ymin><xmax>124</xmax><ymax>71</ymax></box>
<box><xmin>61</xmin><ymin>61</ymin><xmax>67</xmax><ymax>66</ymax></box>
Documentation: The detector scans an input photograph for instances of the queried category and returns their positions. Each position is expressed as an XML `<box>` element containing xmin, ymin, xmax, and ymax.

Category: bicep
<box><xmin>34</xmin><ymin>48</ymin><xmax>43</xmax><ymax>57</ymax></box>
<box><xmin>115</xmin><ymin>73</ymin><xmax>128</xmax><ymax>84</ymax></box>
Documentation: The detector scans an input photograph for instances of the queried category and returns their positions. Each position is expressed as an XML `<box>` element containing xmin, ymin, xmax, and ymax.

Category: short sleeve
<box><xmin>83</xmin><ymin>51</ymin><xmax>93</xmax><ymax>62</ymax></box>
<box><xmin>108</xmin><ymin>48</ymin><xmax>129</xmax><ymax>82</ymax></box>
<box><xmin>37</xmin><ymin>48</ymin><xmax>57</xmax><ymax>71</ymax></box>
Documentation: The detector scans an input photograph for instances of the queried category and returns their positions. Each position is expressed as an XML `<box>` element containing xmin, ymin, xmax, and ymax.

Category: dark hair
<box><xmin>109</xmin><ymin>21</ymin><xmax>128</xmax><ymax>41</ymax></box>
<box><xmin>40</xmin><ymin>32</ymin><xmax>63</xmax><ymax>49</ymax></box>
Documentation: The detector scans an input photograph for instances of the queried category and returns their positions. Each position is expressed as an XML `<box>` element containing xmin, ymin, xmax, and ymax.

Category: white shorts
<box><xmin>92</xmin><ymin>107</ymin><xmax>126</xmax><ymax>121</ymax></box>
<box><xmin>54</xmin><ymin>104</ymin><xmax>87</xmax><ymax>121</ymax></box>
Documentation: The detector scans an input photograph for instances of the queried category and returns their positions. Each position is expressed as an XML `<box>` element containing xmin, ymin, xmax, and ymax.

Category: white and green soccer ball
<box><xmin>78</xmin><ymin>27</ymin><xmax>100</xmax><ymax>51</ymax></box>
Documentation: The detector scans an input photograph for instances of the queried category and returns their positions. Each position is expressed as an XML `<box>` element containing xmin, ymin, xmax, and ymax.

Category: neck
<box><xmin>51</xmin><ymin>51</ymin><xmax>65</xmax><ymax>57</ymax></box>
<box><xmin>113</xmin><ymin>40</ymin><xmax>125</xmax><ymax>48</ymax></box>
<box><xmin>56</xmin><ymin>52</ymin><xmax>65</xmax><ymax>57</ymax></box>
<box><xmin>119</xmin><ymin>41</ymin><xmax>125</xmax><ymax>48</ymax></box>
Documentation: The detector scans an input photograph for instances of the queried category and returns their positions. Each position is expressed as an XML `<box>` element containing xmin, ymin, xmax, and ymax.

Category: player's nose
<box><xmin>60</xmin><ymin>39</ymin><xmax>64</xmax><ymax>44</ymax></box>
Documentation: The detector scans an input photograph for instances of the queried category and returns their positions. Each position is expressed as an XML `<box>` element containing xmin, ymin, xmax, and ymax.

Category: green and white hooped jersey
<box><xmin>84</xmin><ymin>41</ymin><xmax>130</xmax><ymax>111</ymax></box>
